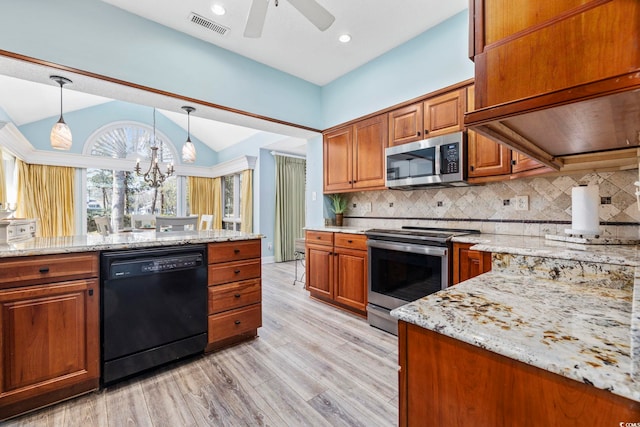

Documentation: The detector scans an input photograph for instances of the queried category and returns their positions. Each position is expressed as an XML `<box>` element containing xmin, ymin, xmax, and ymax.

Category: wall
<box><xmin>343</xmin><ymin>170</ymin><xmax>640</xmax><ymax>238</ymax></box>
<box><xmin>321</xmin><ymin>10</ymin><xmax>473</xmax><ymax>128</ymax></box>
<box><xmin>18</xmin><ymin>101</ymin><xmax>217</xmax><ymax>166</ymax></box>
<box><xmin>0</xmin><ymin>0</ymin><xmax>322</xmax><ymax>129</ymax></box>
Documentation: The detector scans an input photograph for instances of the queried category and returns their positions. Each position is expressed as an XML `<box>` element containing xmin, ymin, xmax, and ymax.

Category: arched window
<box><xmin>84</xmin><ymin>122</ymin><xmax>178</xmax><ymax>233</ymax></box>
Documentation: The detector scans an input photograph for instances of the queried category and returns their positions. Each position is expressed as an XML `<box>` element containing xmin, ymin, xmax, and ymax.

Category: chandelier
<box><xmin>135</xmin><ymin>108</ymin><xmax>174</xmax><ymax>188</ymax></box>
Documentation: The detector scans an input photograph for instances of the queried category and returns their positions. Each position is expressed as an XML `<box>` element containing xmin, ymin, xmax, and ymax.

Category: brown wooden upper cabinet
<box><xmin>466</xmin><ymin>85</ymin><xmax>547</xmax><ymax>181</ymax></box>
<box><xmin>466</xmin><ymin>0</ymin><xmax>640</xmax><ymax>165</ymax></box>
<box><xmin>324</xmin><ymin>114</ymin><xmax>388</xmax><ymax>193</ymax></box>
<box><xmin>389</xmin><ymin>89</ymin><xmax>466</xmax><ymax>147</ymax></box>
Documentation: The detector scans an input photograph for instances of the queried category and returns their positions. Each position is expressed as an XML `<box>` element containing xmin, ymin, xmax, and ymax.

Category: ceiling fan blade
<box><xmin>286</xmin><ymin>0</ymin><xmax>335</xmax><ymax>31</ymax></box>
<box><xmin>244</xmin><ymin>0</ymin><xmax>269</xmax><ymax>38</ymax></box>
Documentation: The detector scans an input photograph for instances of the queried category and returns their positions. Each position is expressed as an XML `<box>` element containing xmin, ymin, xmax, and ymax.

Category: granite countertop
<box><xmin>392</xmin><ymin>237</ymin><xmax>640</xmax><ymax>403</ymax></box>
<box><xmin>452</xmin><ymin>233</ymin><xmax>640</xmax><ymax>266</ymax></box>
<box><xmin>0</xmin><ymin>229</ymin><xmax>262</xmax><ymax>257</ymax></box>
<box><xmin>304</xmin><ymin>226</ymin><xmax>368</xmax><ymax>234</ymax></box>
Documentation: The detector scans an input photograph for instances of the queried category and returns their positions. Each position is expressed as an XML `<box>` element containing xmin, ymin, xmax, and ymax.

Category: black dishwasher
<box><xmin>101</xmin><ymin>245</ymin><xmax>207</xmax><ymax>385</ymax></box>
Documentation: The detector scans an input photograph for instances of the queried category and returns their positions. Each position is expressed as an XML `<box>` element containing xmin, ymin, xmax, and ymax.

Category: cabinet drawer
<box><xmin>306</xmin><ymin>231</ymin><xmax>333</xmax><ymax>246</ymax></box>
<box><xmin>208</xmin><ymin>304</ymin><xmax>262</xmax><ymax>343</ymax></box>
<box><xmin>209</xmin><ymin>278</ymin><xmax>261</xmax><ymax>314</ymax></box>
<box><xmin>208</xmin><ymin>259</ymin><xmax>261</xmax><ymax>286</ymax></box>
<box><xmin>334</xmin><ymin>233</ymin><xmax>367</xmax><ymax>251</ymax></box>
<box><xmin>0</xmin><ymin>252</ymin><xmax>99</xmax><ymax>289</ymax></box>
<box><xmin>208</xmin><ymin>239</ymin><xmax>261</xmax><ymax>264</ymax></box>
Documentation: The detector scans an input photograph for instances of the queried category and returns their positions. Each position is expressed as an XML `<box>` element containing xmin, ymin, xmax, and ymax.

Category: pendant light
<box><xmin>181</xmin><ymin>106</ymin><xmax>196</xmax><ymax>163</ymax></box>
<box><xmin>135</xmin><ymin>108</ymin><xmax>175</xmax><ymax>188</ymax></box>
<box><xmin>49</xmin><ymin>75</ymin><xmax>73</xmax><ymax>150</ymax></box>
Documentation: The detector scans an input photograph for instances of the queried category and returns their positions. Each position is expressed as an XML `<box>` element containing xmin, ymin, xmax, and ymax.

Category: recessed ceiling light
<box><xmin>338</xmin><ymin>34</ymin><xmax>352</xmax><ymax>43</ymax></box>
<box><xmin>211</xmin><ymin>4</ymin><xmax>226</xmax><ymax>15</ymax></box>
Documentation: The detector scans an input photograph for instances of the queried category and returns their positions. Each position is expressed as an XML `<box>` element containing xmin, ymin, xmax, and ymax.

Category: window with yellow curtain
<box><xmin>16</xmin><ymin>159</ymin><xmax>75</xmax><ymax>237</ymax></box>
<box><xmin>187</xmin><ymin>176</ymin><xmax>222</xmax><ymax>229</ymax></box>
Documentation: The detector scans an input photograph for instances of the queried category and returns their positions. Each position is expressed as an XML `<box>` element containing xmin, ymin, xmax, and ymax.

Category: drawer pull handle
<box><xmin>234</xmin><ymin>293</ymin><xmax>241</xmax><ymax>298</ymax></box>
<box><xmin>234</xmin><ymin>320</ymin><xmax>241</xmax><ymax>325</ymax></box>
<box><xmin>39</xmin><ymin>267</ymin><xmax>50</xmax><ymax>273</ymax></box>
<box><xmin>234</xmin><ymin>269</ymin><xmax>241</xmax><ymax>274</ymax></box>
<box><xmin>234</xmin><ymin>249</ymin><xmax>240</xmax><ymax>254</ymax></box>
<box><xmin>88</xmin><ymin>289</ymin><xmax>94</xmax><ymax>296</ymax></box>
<box><xmin>316</xmin><ymin>236</ymin><xmax>321</xmax><ymax>239</ymax></box>
<box><xmin>347</xmin><ymin>240</ymin><xmax>353</xmax><ymax>243</ymax></box>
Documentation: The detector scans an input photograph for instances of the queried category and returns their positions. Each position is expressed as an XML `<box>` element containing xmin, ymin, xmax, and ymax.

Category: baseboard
<box><xmin>261</xmin><ymin>256</ymin><xmax>275</xmax><ymax>264</ymax></box>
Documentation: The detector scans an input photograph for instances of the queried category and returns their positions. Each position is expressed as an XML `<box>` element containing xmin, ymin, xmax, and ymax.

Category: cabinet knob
<box><xmin>317</xmin><ymin>236</ymin><xmax>321</xmax><ymax>239</ymax></box>
<box><xmin>347</xmin><ymin>240</ymin><xmax>353</xmax><ymax>243</ymax></box>
<box><xmin>348</xmin><ymin>180</ymin><xmax>353</xmax><ymax>184</ymax></box>
<box><xmin>511</xmin><ymin>159</ymin><xmax>517</xmax><ymax>166</ymax></box>
<box><xmin>470</xmin><ymin>165</ymin><xmax>475</xmax><ymax>171</ymax></box>
<box><xmin>234</xmin><ymin>248</ymin><xmax>240</xmax><ymax>254</ymax></box>
<box><xmin>417</xmin><ymin>131</ymin><xmax>421</xmax><ymax>136</ymax></box>
<box><xmin>39</xmin><ymin>267</ymin><xmax>50</xmax><ymax>273</ymax></box>
<box><xmin>234</xmin><ymin>269</ymin><xmax>241</xmax><ymax>274</ymax></box>
<box><xmin>424</xmin><ymin>129</ymin><xmax>429</xmax><ymax>134</ymax></box>
<box><xmin>88</xmin><ymin>289</ymin><xmax>94</xmax><ymax>296</ymax></box>
<box><xmin>234</xmin><ymin>320</ymin><xmax>241</xmax><ymax>325</ymax></box>
<box><xmin>234</xmin><ymin>293</ymin><xmax>241</xmax><ymax>298</ymax></box>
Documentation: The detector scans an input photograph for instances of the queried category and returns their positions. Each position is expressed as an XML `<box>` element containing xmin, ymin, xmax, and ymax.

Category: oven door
<box><xmin>367</xmin><ymin>239</ymin><xmax>448</xmax><ymax>310</ymax></box>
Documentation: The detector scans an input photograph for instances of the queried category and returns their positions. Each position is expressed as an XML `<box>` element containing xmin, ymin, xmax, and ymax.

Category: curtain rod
<box><xmin>270</xmin><ymin>150</ymin><xmax>306</xmax><ymax>160</ymax></box>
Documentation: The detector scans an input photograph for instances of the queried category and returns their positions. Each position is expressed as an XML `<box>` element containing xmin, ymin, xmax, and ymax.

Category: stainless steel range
<box><xmin>365</xmin><ymin>226</ymin><xmax>479</xmax><ymax>335</ymax></box>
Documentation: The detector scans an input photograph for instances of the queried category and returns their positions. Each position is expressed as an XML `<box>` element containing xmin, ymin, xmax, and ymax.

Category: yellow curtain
<box><xmin>240</xmin><ymin>169</ymin><xmax>253</xmax><ymax>233</ymax></box>
<box><xmin>0</xmin><ymin>149</ymin><xmax>6</xmax><ymax>206</ymax></box>
<box><xmin>187</xmin><ymin>175</ymin><xmax>223</xmax><ymax>229</ymax></box>
<box><xmin>16</xmin><ymin>160</ymin><xmax>75</xmax><ymax>237</ymax></box>
<box><xmin>212</xmin><ymin>177</ymin><xmax>222</xmax><ymax>229</ymax></box>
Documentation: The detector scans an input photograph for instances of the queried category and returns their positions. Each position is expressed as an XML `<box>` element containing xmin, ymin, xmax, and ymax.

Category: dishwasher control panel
<box><xmin>110</xmin><ymin>253</ymin><xmax>203</xmax><ymax>279</ymax></box>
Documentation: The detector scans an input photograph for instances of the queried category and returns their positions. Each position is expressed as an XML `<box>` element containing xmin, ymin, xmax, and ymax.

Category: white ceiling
<box><xmin>101</xmin><ymin>0</ymin><xmax>468</xmax><ymax>86</ymax></box>
<box><xmin>0</xmin><ymin>0</ymin><xmax>466</xmax><ymax>155</ymax></box>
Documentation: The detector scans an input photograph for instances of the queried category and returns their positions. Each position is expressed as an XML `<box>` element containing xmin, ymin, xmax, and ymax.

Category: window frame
<box><xmin>222</xmin><ymin>173</ymin><xmax>242</xmax><ymax>231</ymax></box>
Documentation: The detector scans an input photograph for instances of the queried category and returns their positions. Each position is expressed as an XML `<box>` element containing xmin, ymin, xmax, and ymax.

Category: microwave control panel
<box><xmin>440</xmin><ymin>143</ymin><xmax>459</xmax><ymax>174</ymax></box>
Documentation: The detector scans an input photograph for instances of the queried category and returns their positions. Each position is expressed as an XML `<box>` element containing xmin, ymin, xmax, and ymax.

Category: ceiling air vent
<box><xmin>189</xmin><ymin>13</ymin><xmax>230</xmax><ymax>36</ymax></box>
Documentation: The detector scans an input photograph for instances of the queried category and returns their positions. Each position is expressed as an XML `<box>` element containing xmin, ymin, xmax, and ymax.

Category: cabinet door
<box><xmin>467</xmin><ymin>131</ymin><xmax>511</xmax><ymax>177</ymax></box>
<box><xmin>424</xmin><ymin>89</ymin><xmax>466</xmax><ymax>138</ymax></box>
<box><xmin>388</xmin><ymin>103</ymin><xmax>424</xmax><ymax>146</ymax></box>
<box><xmin>511</xmin><ymin>150</ymin><xmax>543</xmax><ymax>174</ymax></box>
<box><xmin>305</xmin><ymin>244</ymin><xmax>333</xmax><ymax>299</ymax></box>
<box><xmin>323</xmin><ymin>126</ymin><xmax>353</xmax><ymax>192</ymax></box>
<box><xmin>352</xmin><ymin>114</ymin><xmax>388</xmax><ymax>189</ymax></box>
<box><xmin>452</xmin><ymin>243</ymin><xmax>492</xmax><ymax>285</ymax></box>
<box><xmin>334</xmin><ymin>248</ymin><xmax>367</xmax><ymax>313</ymax></box>
<box><xmin>0</xmin><ymin>279</ymin><xmax>99</xmax><ymax>419</ymax></box>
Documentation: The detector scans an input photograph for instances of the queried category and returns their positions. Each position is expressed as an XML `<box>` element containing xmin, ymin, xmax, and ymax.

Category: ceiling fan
<box><xmin>244</xmin><ymin>0</ymin><xmax>335</xmax><ymax>38</ymax></box>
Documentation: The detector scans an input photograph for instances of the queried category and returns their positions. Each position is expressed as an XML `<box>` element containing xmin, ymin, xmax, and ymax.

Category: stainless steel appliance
<box><xmin>101</xmin><ymin>245</ymin><xmax>208</xmax><ymax>384</ymax></box>
<box><xmin>385</xmin><ymin>131</ymin><xmax>468</xmax><ymax>189</ymax></box>
<box><xmin>366</xmin><ymin>227</ymin><xmax>478</xmax><ymax>335</ymax></box>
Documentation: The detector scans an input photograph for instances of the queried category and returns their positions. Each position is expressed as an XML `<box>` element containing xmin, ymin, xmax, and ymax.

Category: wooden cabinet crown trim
<box><xmin>322</xmin><ymin>78</ymin><xmax>474</xmax><ymax>134</ymax></box>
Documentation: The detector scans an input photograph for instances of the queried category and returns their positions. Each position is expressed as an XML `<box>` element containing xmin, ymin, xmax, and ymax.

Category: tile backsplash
<box><xmin>343</xmin><ymin>170</ymin><xmax>640</xmax><ymax>238</ymax></box>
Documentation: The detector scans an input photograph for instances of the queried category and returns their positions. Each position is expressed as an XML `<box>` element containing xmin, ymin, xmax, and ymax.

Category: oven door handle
<box><xmin>367</xmin><ymin>239</ymin><xmax>447</xmax><ymax>257</ymax></box>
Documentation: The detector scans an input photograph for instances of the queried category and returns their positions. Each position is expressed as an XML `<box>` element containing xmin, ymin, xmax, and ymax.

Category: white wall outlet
<box><xmin>515</xmin><ymin>195</ymin><xmax>529</xmax><ymax>211</ymax></box>
<box><xmin>312</xmin><ymin>191</ymin><xmax>317</xmax><ymax>201</ymax></box>
<box><xmin>267</xmin><ymin>242</ymin><xmax>273</xmax><ymax>250</ymax></box>
<box><xmin>363</xmin><ymin>202</ymin><xmax>372</xmax><ymax>213</ymax></box>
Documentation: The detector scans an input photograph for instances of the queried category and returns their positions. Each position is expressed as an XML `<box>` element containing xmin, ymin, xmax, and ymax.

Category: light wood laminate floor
<box><xmin>6</xmin><ymin>261</ymin><xmax>399</xmax><ymax>427</ymax></box>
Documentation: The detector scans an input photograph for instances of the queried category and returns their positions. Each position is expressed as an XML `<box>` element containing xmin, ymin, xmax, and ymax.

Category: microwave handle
<box><xmin>435</xmin><ymin>145</ymin><xmax>442</xmax><ymax>175</ymax></box>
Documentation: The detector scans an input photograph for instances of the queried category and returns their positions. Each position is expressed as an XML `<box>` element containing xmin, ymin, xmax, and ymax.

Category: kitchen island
<box><xmin>392</xmin><ymin>235</ymin><xmax>640</xmax><ymax>426</ymax></box>
<box><xmin>0</xmin><ymin>230</ymin><xmax>262</xmax><ymax>420</ymax></box>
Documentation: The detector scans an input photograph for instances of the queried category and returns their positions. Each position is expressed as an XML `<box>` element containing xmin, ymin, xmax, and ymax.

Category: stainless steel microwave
<box><xmin>385</xmin><ymin>131</ymin><xmax>468</xmax><ymax>189</ymax></box>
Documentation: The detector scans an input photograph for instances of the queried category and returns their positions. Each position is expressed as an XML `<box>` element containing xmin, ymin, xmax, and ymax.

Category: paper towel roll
<box><xmin>565</xmin><ymin>185</ymin><xmax>600</xmax><ymax>236</ymax></box>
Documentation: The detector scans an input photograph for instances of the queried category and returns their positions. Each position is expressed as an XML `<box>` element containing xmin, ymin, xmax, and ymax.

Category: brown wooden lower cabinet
<box><xmin>207</xmin><ymin>239</ymin><xmax>262</xmax><ymax>352</ymax></box>
<box><xmin>398</xmin><ymin>321</ymin><xmax>640</xmax><ymax>427</ymax></box>
<box><xmin>452</xmin><ymin>242</ymin><xmax>492</xmax><ymax>285</ymax></box>
<box><xmin>0</xmin><ymin>253</ymin><xmax>100</xmax><ymax>421</ymax></box>
<box><xmin>305</xmin><ymin>231</ymin><xmax>367</xmax><ymax>315</ymax></box>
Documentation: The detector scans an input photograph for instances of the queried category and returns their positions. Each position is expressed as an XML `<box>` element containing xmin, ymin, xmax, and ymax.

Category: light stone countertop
<box><xmin>303</xmin><ymin>226</ymin><xmax>368</xmax><ymax>234</ymax></box>
<box><xmin>0</xmin><ymin>229</ymin><xmax>262</xmax><ymax>258</ymax></box>
<box><xmin>393</xmin><ymin>234</ymin><xmax>640</xmax><ymax>403</ymax></box>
